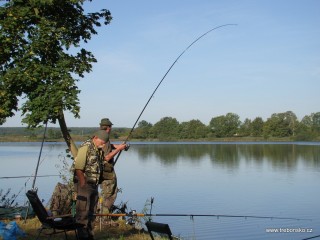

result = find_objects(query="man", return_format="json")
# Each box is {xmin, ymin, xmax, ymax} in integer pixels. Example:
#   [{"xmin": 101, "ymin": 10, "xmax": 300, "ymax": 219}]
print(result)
[
  {"xmin": 99, "ymin": 118, "xmax": 128, "ymax": 218},
  {"xmin": 74, "ymin": 130, "xmax": 109, "ymax": 240}
]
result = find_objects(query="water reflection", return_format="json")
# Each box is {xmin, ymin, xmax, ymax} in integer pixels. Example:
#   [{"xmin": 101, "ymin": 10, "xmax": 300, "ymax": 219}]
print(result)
[
  {"xmin": 133, "ymin": 143, "xmax": 320, "ymax": 171},
  {"xmin": 1, "ymin": 142, "xmax": 319, "ymax": 239}
]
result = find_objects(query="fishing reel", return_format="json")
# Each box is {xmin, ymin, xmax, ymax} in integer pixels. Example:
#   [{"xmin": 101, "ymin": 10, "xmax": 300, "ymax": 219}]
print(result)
[
  {"xmin": 109, "ymin": 201, "xmax": 127, "ymax": 221},
  {"xmin": 126, "ymin": 210, "xmax": 138, "ymax": 226},
  {"xmin": 125, "ymin": 197, "xmax": 155, "ymax": 228},
  {"xmin": 124, "ymin": 143, "xmax": 130, "ymax": 151}
]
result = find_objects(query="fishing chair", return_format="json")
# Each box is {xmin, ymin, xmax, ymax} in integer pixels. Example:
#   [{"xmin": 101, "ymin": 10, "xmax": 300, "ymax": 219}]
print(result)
[
  {"xmin": 146, "ymin": 221, "xmax": 174, "ymax": 240},
  {"xmin": 26, "ymin": 189, "xmax": 84, "ymax": 240}
]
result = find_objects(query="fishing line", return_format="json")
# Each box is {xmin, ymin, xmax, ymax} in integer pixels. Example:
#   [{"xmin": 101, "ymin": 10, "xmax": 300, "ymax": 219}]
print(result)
[
  {"xmin": 23, "ymin": 122, "xmax": 48, "ymax": 221},
  {"xmin": 31, "ymin": 121, "xmax": 48, "ymax": 190},
  {"xmin": 114, "ymin": 23, "xmax": 237, "ymax": 165},
  {"xmin": 0, "ymin": 175, "xmax": 62, "ymax": 179},
  {"xmin": 1, "ymin": 124, "xmax": 57, "ymax": 210}
]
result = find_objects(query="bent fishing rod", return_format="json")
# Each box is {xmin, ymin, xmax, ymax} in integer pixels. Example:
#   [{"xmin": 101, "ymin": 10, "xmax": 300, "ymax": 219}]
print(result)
[{"xmin": 114, "ymin": 23, "xmax": 237, "ymax": 165}]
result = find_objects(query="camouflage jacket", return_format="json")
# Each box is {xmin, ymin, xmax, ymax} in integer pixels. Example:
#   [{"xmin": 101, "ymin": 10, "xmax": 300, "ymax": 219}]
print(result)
[
  {"xmin": 74, "ymin": 139, "xmax": 104, "ymax": 185},
  {"xmin": 102, "ymin": 141, "xmax": 116, "ymax": 180}
]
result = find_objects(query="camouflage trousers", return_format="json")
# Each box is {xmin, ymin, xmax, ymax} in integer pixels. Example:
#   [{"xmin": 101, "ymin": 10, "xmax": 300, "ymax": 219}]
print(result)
[
  {"xmin": 100, "ymin": 178, "xmax": 118, "ymax": 213},
  {"xmin": 74, "ymin": 182, "xmax": 99, "ymax": 239}
]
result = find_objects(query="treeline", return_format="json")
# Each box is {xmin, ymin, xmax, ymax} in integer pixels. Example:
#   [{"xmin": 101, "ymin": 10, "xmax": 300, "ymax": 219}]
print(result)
[
  {"xmin": 1, "ymin": 111, "xmax": 320, "ymax": 141},
  {"xmin": 0, "ymin": 127, "xmax": 129, "ymax": 140},
  {"xmin": 132, "ymin": 111, "xmax": 320, "ymax": 141}
]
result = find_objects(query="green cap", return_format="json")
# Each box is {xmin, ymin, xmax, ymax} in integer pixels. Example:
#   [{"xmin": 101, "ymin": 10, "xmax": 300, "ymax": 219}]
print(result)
[
  {"xmin": 94, "ymin": 130, "xmax": 109, "ymax": 142},
  {"xmin": 100, "ymin": 118, "xmax": 113, "ymax": 126}
]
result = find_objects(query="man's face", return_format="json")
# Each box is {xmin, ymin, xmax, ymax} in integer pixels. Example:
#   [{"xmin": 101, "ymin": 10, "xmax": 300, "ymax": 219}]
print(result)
[
  {"xmin": 105, "ymin": 125, "xmax": 112, "ymax": 134},
  {"xmin": 95, "ymin": 138, "xmax": 106, "ymax": 149}
]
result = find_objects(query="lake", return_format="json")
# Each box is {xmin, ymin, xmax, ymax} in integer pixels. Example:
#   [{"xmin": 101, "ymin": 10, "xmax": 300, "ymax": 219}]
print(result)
[{"xmin": 0, "ymin": 141, "xmax": 319, "ymax": 240}]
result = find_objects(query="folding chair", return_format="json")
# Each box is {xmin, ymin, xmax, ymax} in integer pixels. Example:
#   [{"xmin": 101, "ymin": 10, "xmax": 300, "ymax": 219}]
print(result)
[
  {"xmin": 26, "ymin": 189, "xmax": 83, "ymax": 240},
  {"xmin": 145, "ymin": 221, "xmax": 174, "ymax": 240}
]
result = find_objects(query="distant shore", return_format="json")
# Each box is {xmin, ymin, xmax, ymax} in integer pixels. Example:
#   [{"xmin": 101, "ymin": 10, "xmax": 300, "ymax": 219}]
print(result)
[{"xmin": 0, "ymin": 135, "xmax": 307, "ymax": 143}]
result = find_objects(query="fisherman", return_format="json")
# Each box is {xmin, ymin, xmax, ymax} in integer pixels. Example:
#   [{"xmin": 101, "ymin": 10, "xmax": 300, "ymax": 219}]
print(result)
[
  {"xmin": 73, "ymin": 130, "xmax": 109, "ymax": 240},
  {"xmin": 99, "ymin": 118, "xmax": 129, "ymax": 224}
]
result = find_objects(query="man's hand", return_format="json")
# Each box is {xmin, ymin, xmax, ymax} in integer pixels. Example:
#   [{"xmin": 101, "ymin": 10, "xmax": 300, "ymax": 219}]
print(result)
[
  {"xmin": 117, "ymin": 143, "xmax": 127, "ymax": 151},
  {"xmin": 75, "ymin": 169, "xmax": 86, "ymax": 188},
  {"xmin": 124, "ymin": 143, "xmax": 130, "ymax": 151}
]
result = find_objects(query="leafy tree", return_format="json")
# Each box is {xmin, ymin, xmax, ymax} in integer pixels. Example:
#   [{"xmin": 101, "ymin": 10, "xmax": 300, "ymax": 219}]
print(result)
[
  {"xmin": 209, "ymin": 113, "xmax": 240, "ymax": 137},
  {"xmin": 151, "ymin": 117, "xmax": 180, "ymax": 140},
  {"xmin": 263, "ymin": 111, "xmax": 297, "ymax": 138},
  {"xmin": 0, "ymin": 0, "xmax": 112, "ymax": 157},
  {"xmin": 295, "ymin": 115, "xmax": 313, "ymax": 141},
  {"xmin": 238, "ymin": 118, "xmax": 251, "ymax": 137},
  {"xmin": 284, "ymin": 111, "xmax": 298, "ymax": 136},
  {"xmin": 251, "ymin": 117, "xmax": 264, "ymax": 137},
  {"xmin": 133, "ymin": 120, "xmax": 153, "ymax": 139},
  {"xmin": 296, "ymin": 112, "xmax": 320, "ymax": 140},
  {"xmin": 310, "ymin": 112, "xmax": 320, "ymax": 134},
  {"xmin": 179, "ymin": 119, "xmax": 208, "ymax": 139},
  {"xmin": 301, "ymin": 115, "xmax": 313, "ymax": 127},
  {"xmin": 209, "ymin": 115, "xmax": 225, "ymax": 137}
]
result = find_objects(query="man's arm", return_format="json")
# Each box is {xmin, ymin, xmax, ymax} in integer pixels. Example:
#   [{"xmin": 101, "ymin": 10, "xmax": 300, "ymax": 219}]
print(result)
[
  {"xmin": 74, "ymin": 145, "xmax": 89, "ymax": 187},
  {"xmin": 104, "ymin": 143, "xmax": 127, "ymax": 161}
]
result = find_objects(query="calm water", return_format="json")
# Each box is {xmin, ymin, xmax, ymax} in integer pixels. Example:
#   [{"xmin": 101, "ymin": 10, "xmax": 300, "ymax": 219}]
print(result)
[{"xmin": 0, "ymin": 142, "xmax": 319, "ymax": 240}]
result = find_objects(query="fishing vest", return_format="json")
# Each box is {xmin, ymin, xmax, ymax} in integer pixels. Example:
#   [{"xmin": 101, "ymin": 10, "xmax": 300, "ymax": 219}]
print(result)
[
  {"xmin": 102, "ymin": 141, "xmax": 116, "ymax": 181},
  {"xmin": 75, "ymin": 139, "xmax": 104, "ymax": 185}
]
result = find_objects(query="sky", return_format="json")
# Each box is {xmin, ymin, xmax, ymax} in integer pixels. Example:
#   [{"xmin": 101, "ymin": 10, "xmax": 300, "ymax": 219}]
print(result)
[{"xmin": 2, "ymin": 0, "xmax": 320, "ymax": 128}]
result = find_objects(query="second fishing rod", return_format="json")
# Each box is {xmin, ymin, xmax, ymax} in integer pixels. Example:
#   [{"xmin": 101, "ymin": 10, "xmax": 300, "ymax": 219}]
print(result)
[
  {"xmin": 113, "ymin": 23, "xmax": 237, "ymax": 165},
  {"xmin": 94, "ymin": 211, "xmax": 311, "ymax": 221}
]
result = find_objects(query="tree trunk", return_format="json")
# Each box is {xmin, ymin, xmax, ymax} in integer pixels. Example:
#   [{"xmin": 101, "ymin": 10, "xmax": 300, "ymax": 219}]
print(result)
[{"xmin": 58, "ymin": 112, "xmax": 78, "ymax": 158}]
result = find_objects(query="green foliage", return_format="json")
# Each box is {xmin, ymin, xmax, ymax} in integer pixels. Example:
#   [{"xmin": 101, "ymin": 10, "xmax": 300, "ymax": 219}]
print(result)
[
  {"xmin": 151, "ymin": 117, "xmax": 180, "ymax": 140},
  {"xmin": 251, "ymin": 117, "xmax": 264, "ymax": 137},
  {"xmin": 0, "ymin": 0, "xmax": 112, "ymax": 127},
  {"xmin": 295, "ymin": 112, "xmax": 320, "ymax": 140},
  {"xmin": 132, "ymin": 120, "xmax": 153, "ymax": 139},
  {"xmin": 263, "ymin": 111, "xmax": 297, "ymax": 138},
  {"xmin": 238, "ymin": 118, "xmax": 251, "ymax": 137},
  {"xmin": 180, "ymin": 119, "xmax": 208, "ymax": 139},
  {"xmin": 209, "ymin": 113, "xmax": 241, "ymax": 137},
  {"xmin": 0, "ymin": 126, "xmax": 130, "ymax": 140},
  {"xmin": 1, "ymin": 111, "xmax": 320, "ymax": 141}
]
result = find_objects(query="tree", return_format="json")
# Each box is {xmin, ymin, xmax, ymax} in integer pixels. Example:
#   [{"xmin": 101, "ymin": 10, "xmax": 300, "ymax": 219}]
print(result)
[
  {"xmin": 284, "ymin": 111, "xmax": 298, "ymax": 136},
  {"xmin": 310, "ymin": 112, "xmax": 320, "ymax": 134},
  {"xmin": 209, "ymin": 115, "xmax": 225, "ymax": 137},
  {"xmin": 296, "ymin": 115, "xmax": 312, "ymax": 140},
  {"xmin": 251, "ymin": 117, "xmax": 264, "ymax": 137},
  {"xmin": 133, "ymin": 120, "xmax": 153, "ymax": 139},
  {"xmin": 151, "ymin": 117, "xmax": 180, "ymax": 140},
  {"xmin": 238, "ymin": 118, "xmax": 251, "ymax": 137},
  {"xmin": 179, "ymin": 119, "xmax": 208, "ymax": 139},
  {"xmin": 209, "ymin": 113, "xmax": 240, "ymax": 137},
  {"xmin": 296, "ymin": 112, "xmax": 320, "ymax": 140},
  {"xmin": 263, "ymin": 111, "xmax": 297, "ymax": 138},
  {"xmin": 0, "ymin": 0, "xmax": 112, "ymax": 157}
]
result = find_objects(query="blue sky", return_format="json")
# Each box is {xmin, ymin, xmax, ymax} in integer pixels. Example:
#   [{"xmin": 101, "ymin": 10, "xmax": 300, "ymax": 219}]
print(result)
[{"xmin": 3, "ymin": 0, "xmax": 320, "ymax": 128}]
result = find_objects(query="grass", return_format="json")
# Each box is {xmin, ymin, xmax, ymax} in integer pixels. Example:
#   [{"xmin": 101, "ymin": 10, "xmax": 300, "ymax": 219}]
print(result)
[{"xmin": 3, "ymin": 217, "xmax": 154, "ymax": 240}]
